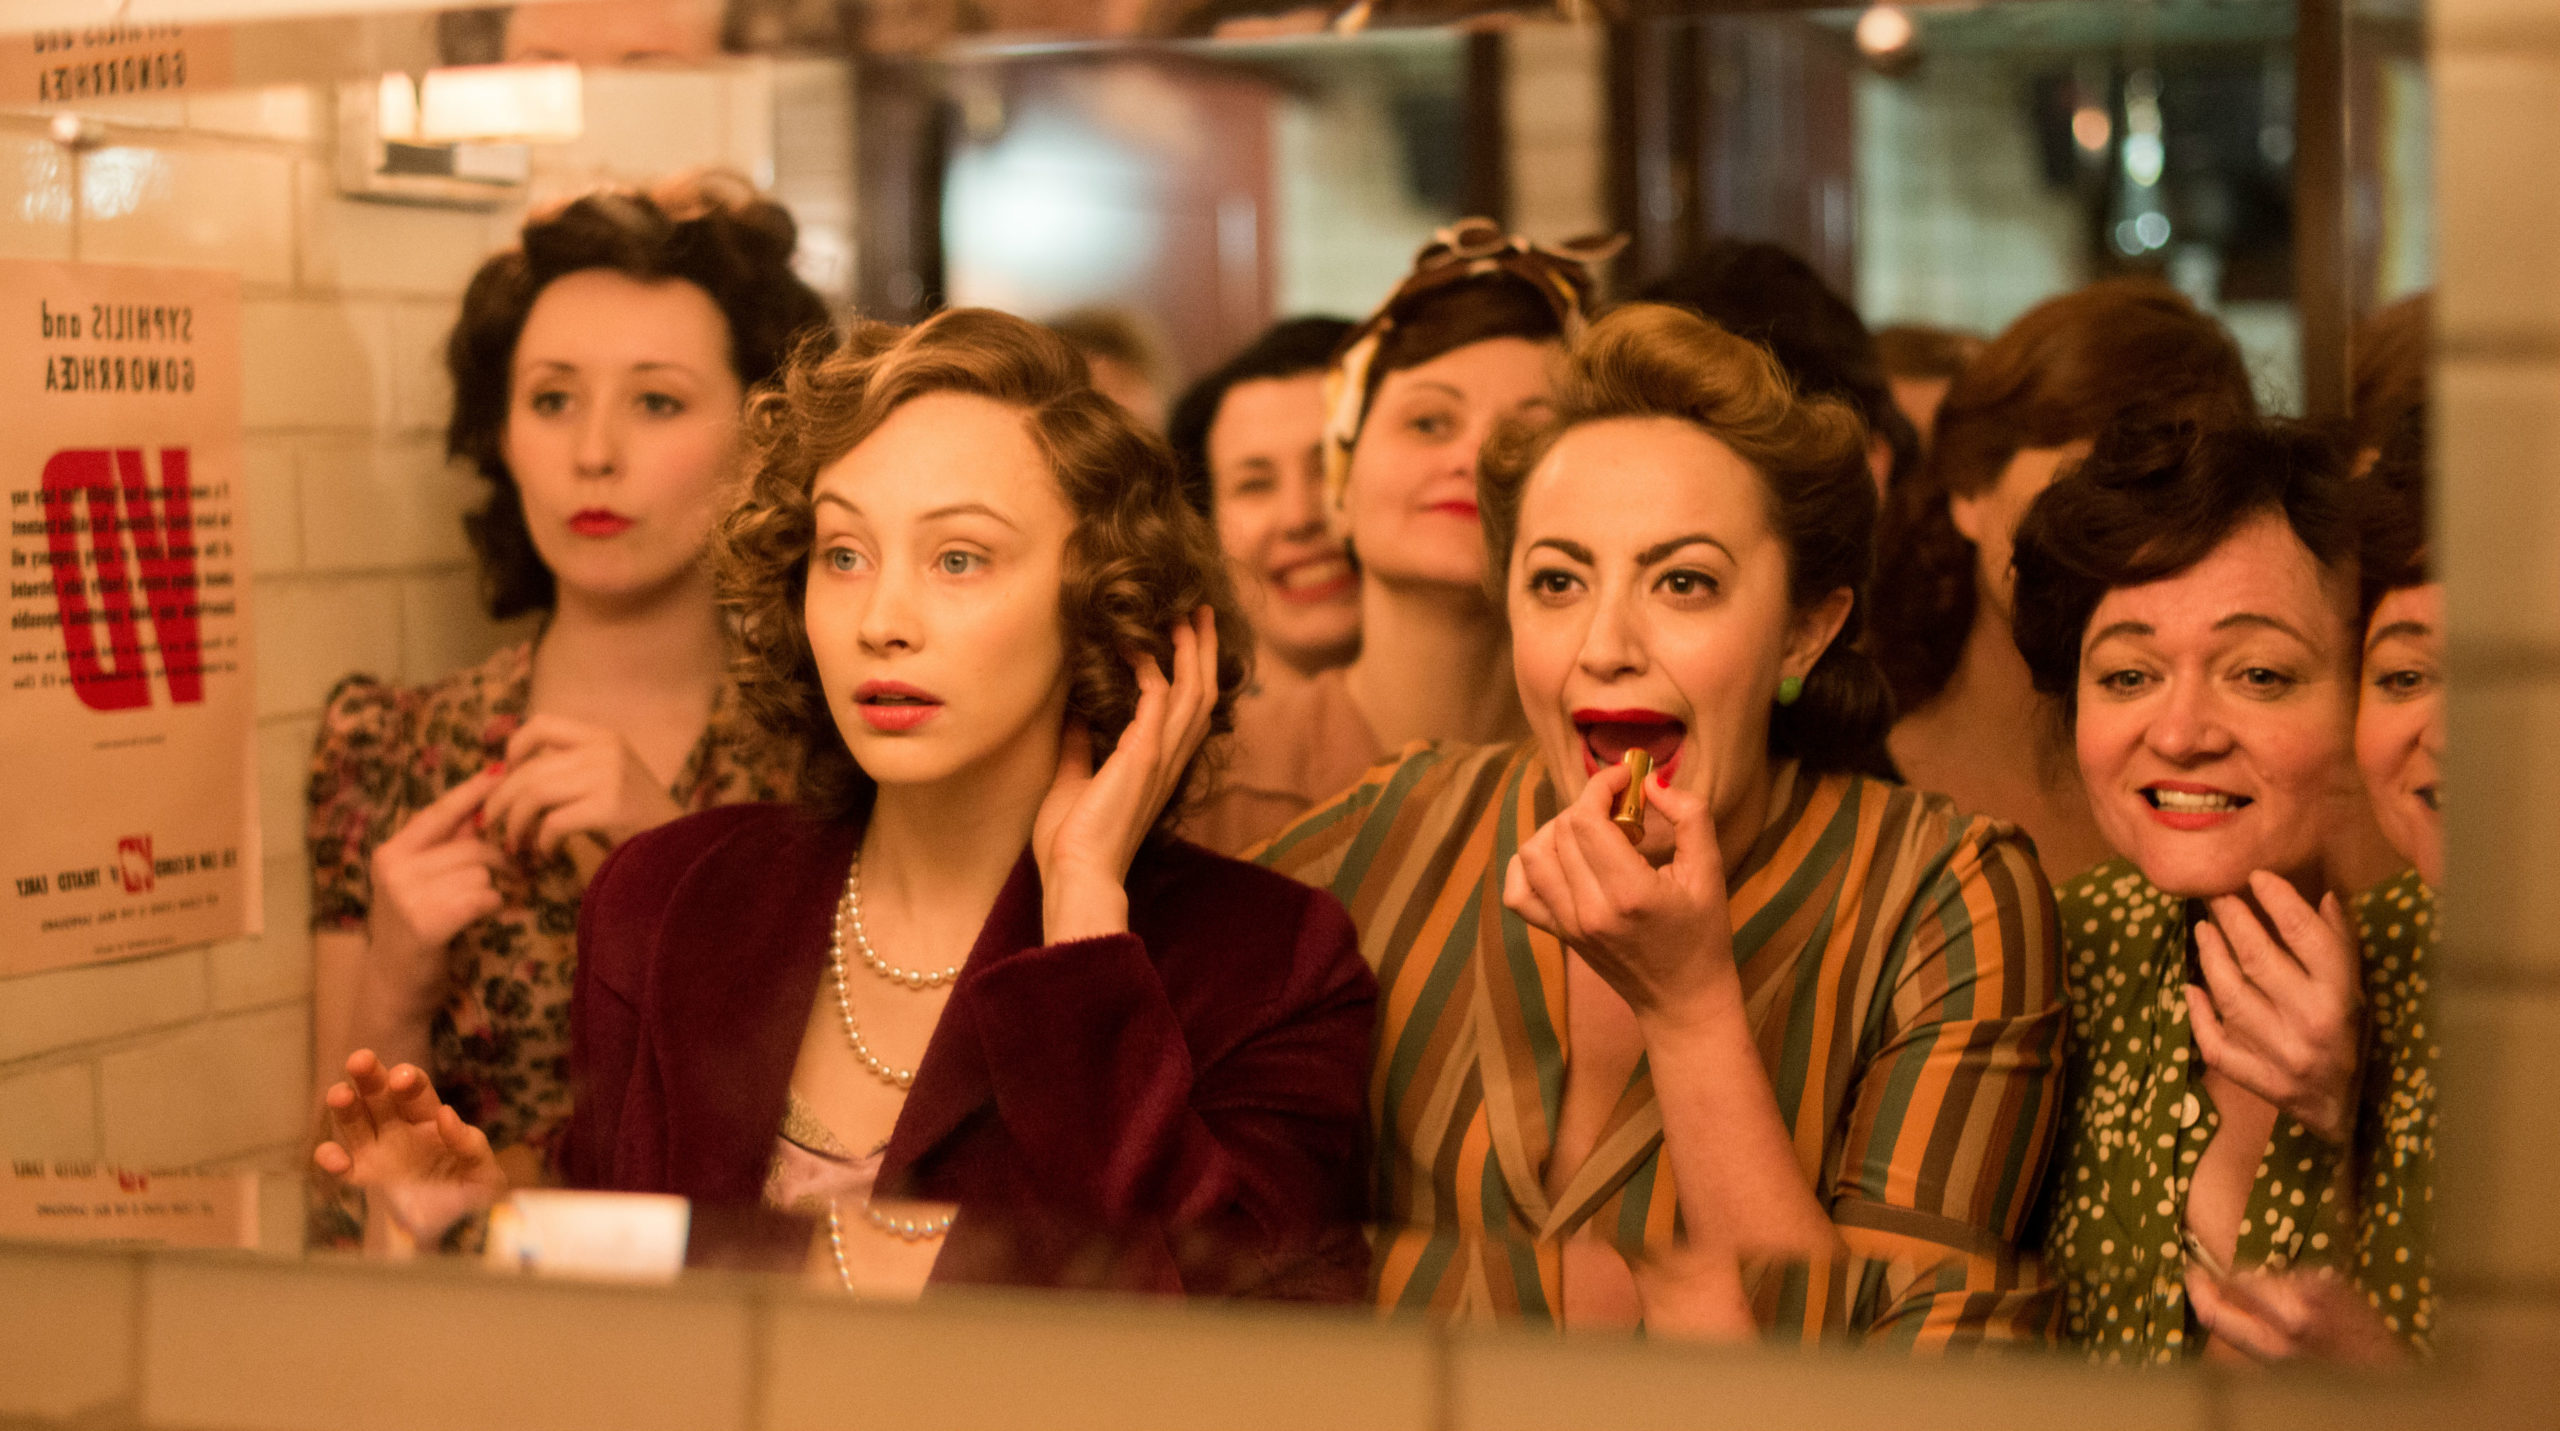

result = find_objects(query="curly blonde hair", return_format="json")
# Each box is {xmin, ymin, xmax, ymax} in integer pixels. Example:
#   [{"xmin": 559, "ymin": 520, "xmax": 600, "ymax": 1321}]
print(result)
[{"xmin": 715, "ymin": 307, "xmax": 1249, "ymax": 831}]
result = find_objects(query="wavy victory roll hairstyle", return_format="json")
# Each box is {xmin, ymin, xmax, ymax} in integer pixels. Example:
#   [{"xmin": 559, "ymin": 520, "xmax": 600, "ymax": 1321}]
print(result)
[
  {"xmin": 445, "ymin": 170, "xmax": 833, "ymax": 619},
  {"xmin": 715, "ymin": 307, "xmax": 1251, "ymax": 831},
  {"xmin": 2009, "ymin": 418, "xmax": 2357, "ymax": 725},
  {"xmin": 1477, "ymin": 302, "xmax": 1897, "ymax": 778}
]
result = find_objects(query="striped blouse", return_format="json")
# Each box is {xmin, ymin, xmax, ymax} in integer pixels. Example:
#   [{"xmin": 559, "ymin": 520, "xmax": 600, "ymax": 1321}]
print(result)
[{"xmin": 1254, "ymin": 741, "xmax": 2067, "ymax": 1349}]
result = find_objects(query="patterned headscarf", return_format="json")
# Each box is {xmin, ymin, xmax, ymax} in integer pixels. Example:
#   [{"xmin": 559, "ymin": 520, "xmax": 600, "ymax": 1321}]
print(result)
[{"xmin": 1322, "ymin": 218, "xmax": 1625, "ymax": 513}]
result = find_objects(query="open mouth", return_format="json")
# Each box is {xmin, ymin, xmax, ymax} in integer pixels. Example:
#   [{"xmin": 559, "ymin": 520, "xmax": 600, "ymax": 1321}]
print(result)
[
  {"xmin": 855, "ymin": 681, "xmax": 943, "ymax": 733},
  {"xmin": 1573, "ymin": 709, "xmax": 1685, "ymax": 780},
  {"xmin": 2140, "ymin": 783, "xmax": 2252, "ymax": 825},
  {"xmin": 1269, "ymin": 555, "xmax": 1355, "ymax": 603}
]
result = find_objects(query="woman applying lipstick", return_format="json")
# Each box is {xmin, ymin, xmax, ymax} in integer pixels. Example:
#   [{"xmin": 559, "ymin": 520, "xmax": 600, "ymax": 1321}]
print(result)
[
  {"xmin": 2011, "ymin": 418, "xmax": 2430, "ymax": 1363},
  {"xmin": 304, "ymin": 174, "xmax": 825, "ymax": 1214},
  {"xmin": 315, "ymin": 309, "xmax": 1376, "ymax": 1299},
  {"xmin": 1216, "ymin": 223, "xmax": 1619, "ymax": 853},
  {"xmin": 1258, "ymin": 304, "xmax": 2065, "ymax": 1345}
]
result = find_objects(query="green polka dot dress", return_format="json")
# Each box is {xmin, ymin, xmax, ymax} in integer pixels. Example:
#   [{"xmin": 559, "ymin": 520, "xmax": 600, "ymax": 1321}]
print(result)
[{"xmin": 2033, "ymin": 860, "xmax": 2436, "ymax": 1362}]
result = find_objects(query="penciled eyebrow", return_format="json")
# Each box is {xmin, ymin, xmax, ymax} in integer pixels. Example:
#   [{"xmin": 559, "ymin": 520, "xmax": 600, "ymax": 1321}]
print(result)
[
  {"xmin": 1636, "ymin": 533, "xmax": 1734, "ymax": 567},
  {"xmin": 1525, "ymin": 537, "xmax": 1594, "ymax": 564},
  {"xmin": 2211, "ymin": 611, "xmax": 2313, "ymax": 644},
  {"xmin": 811, "ymin": 493, "xmax": 1020, "ymax": 531}
]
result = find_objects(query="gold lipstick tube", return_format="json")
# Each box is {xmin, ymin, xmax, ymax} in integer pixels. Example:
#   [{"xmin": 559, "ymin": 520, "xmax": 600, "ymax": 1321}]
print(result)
[{"xmin": 1612, "ymin": 748, "xmax": 1652, "ymax": 841}]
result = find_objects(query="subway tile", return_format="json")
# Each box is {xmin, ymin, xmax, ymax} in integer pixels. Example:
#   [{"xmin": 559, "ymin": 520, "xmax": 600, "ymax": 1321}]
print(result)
[
  {"xmin": 389, "ymin": 298, "xmax": 459, "ymax": 435},
  {"xmin": 241, "ymin": 437, "xmax": 302, "ymax": 577},
  {"xmin": 207, "ymin": 856, "xmax": 312, "ymax": 1013},
  {"xmin": 535, "ymin": 67, "xmax": 774, "ymax": 191},
  {"xmin": 2435, "ymin": 0, "xmax": 2560, "ymax": 53},
  {"xmin": 143, "ymin": 1258, "xmax": 752, "ymax": 1431},
  {"xmin": 78, "ymin": 141, "xmax": 294, "ymax": 287},
  {"xmin": 1447, "ymin": 1329, "xmax": 2204, "ymax": 1431},
  {"xmin": 400, "ymin": 569, "xmax": 533, "ymax": 688},
  {"xmin": 2442, "ymin": 678, "xmax": 2560, "ymax": 976},
  {"xmin": 256, "ymin": 715, "xmax": 319, "ymax": 901},
  {"xmin": 0, "ymin": 950, "xmax": 209, "ymax": 1065},
  {"xmin": 2435, "ymin": 986, "xmax": 2560, "ymax": 1291},
  {"xmin": 2436, "ymin": 53, "xmax": 2560, "ymax": 348},
  {"xmin": 297, "ymin": 158, "xmax": 514, "ymax": 297},
  {"xmin": 241, "ymin": 297, "xmax": 396, "ymax": 432},
  {"xmin": 97, "ymin": 1003, "xmax": 307, "ymax": 1167},
  {"xmin": 0, "ymin": 1061, "xmax": 100, "ymax": 1161},
  {"xmin": 2220, "ymin": 1297, "xmax": 2560, "ymax": 1431},
  {"xmin": 252, "ymin": 574, "xmax": 404, "ymax": 719},
  {"xmin": 0, "ymin": 135, "xmax": 76, "ymax": 260},
  {"xmin": 184, "ymin": 84, "xmax": 320, "ymax": 143},
  {"xmin": 0, "ymin": 1245, "xmax": 137, "ymax": 1421},
  {"xmin": 764, "ymin": 1291, "xmax": 1434, "ymax": 1431},
  {"xmin": 2440, "ymin": 358, "xmax": 2560, "ymax": 653},
  {"xmin": 298, "ymin": 440, "xmax": 477, "ymax": 571}
]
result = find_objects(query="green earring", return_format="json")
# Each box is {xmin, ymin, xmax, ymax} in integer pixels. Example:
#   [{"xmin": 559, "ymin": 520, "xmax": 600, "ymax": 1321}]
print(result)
[{"xmin": 1776, "ymin": 674, "xmax": 1804, "ymax": 707}]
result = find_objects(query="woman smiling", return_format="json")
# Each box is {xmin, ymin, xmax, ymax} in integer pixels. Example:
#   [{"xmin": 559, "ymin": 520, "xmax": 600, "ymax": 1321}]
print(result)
[
  {"xmin": 2014, "ymin": 418, "xmax": 2428, "ymax": 1363},
  {"xmin": 314, "ymin": 310, "xmax": 1377, "ymax": 1299},
  {"xmin": 1258, "ymin": 305, "xmax": 2064, "ymax": 1344}
]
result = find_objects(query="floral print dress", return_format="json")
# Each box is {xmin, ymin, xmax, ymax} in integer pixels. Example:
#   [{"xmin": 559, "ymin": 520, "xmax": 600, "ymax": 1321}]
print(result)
[{"xmin": 305, "ymin": 640, "xmax": 796, "ymax": 1182}]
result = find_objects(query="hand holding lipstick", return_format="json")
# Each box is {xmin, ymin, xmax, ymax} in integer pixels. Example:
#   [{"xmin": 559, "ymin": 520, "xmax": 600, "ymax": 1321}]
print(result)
[
  {"xmin": 1502, "ymin": 757, "xmax": 1739, "ymax": 1027},
  {"xmin": 482, "ymin": 714, "xmax": 687, "ymax": 859}
]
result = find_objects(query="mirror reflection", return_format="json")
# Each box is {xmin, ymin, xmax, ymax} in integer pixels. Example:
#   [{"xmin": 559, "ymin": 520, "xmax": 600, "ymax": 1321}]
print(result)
[{"xmin": 0, "ymin": 0, "xmax": 2439, "ymax": 1380}]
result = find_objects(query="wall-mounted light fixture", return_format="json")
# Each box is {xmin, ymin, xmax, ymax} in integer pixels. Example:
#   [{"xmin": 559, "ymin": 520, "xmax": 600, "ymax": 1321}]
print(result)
[{"xmin": 337, "ymin": 62, "xmax": 583, "ymax": 208}]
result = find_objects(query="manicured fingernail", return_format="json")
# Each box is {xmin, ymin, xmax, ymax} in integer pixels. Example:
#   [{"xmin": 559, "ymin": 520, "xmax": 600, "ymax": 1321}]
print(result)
[
  {"xmin": 487, "ymin": 760, "xmax": 507, "ymax": 777},
  {"xmin": 1654, "ymin": 769, "xmax": 1672, "ymax": 788}
]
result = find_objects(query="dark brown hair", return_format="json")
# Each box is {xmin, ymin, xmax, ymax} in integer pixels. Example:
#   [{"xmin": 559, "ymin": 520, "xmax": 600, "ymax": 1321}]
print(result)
[
  {"xmin": 1361, "ymin": 275, "xmax": 1564, "ymax": 413},
  {"xmin": 2350, "ymin": 293, "xmax": 2431, "ymax": 459},
  {"xmin": 1479, "ymin": 303, "xmax": 1894, "ymax": 778},
  {"xmin": 2355, "ymin": 406, "xmax": 2431, "ymax": 628},
  {"xmin": 1869, "ymin": 279, "xmax": 2257, "ymax": 714},
  {"xmin": 446, "ymin": 172, "xmax": 833, "ymax": 619},
  {"xmin": 2010, "ymin": 418, "xmax": 2356, "ymax": 723},
  {"xmin": 716, "ymin": 307, "xmax": 1250, "ymax": 830},
  {"xmin": 1874, "ymin": 323, "xmax": 1985, "ymax": 382}
]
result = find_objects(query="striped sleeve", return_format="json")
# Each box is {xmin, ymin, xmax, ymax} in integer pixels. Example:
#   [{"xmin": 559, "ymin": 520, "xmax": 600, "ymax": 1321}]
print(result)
[{"xmin": 1817, "ymin": 820, "xmax": 2066, "ymax": 1351}]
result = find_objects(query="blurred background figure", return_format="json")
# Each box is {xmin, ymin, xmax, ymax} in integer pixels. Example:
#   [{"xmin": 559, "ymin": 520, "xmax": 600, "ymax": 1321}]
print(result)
[
  {"xmin": 305, "ymin": 174, "xmax": 826, "ymax": 1231},
  {"xmin": 1167, "ymin": 316, "xmax": 1365, "ymax": 853},
  {"xmin": 1874, "ymin": 322, "xmax": 1984, "ymax": 451},
  {"xmin": 1050, "ymin": 306, "xmax": 1175, "ymax": 433},
  {"xmin": 1216, "ymin": 221, "xmax": 1611, "ymax": 857},
  {"xmin": 1636, "ymin": 240, "xmax": 1917, "ymax": 497},
  {"xmin": 1873, "ymin": 279, "xmax": 2258, "ymax": 881}
]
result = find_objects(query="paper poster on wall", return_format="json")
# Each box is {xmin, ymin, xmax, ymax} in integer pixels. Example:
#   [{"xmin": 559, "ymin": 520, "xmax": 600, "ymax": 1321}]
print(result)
[{"xmin": 1, "ymin": 259, "xmax": 256, "ymax": 977}]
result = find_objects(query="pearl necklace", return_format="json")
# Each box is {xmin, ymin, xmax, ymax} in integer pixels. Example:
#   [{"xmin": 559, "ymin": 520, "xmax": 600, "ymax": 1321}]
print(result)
[
  {"xmin": 826, "ymin": 851, "xmax": 956, "ymax": 1090},
  {"xmin": 827, "ymin": 1200, "xmax": 956, "ymax": 1289},
  {"xmin": 844, "ymin": 850, "xmax": 963, "ymax": 989}
]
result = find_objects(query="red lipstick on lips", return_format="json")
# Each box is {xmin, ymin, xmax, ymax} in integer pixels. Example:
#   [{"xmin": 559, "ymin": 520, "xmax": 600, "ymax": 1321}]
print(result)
[
  {"xmin": 1572, "ymin": 708, "xmax": 1685, "ymax": 783},
  {"xmin": 1427, "ymin": 499, "xmax": 1481, "ymax": 520},
  {"xmin": 569, "ymin": 508, "xmax": 634, "ymax": 538},
  {"xmin": 854, "ymin": 679, "xmax": 943, "ymax": 733},
  {"xmin": 2139, "ymin": 779, "xmax": 2253, "ymax": 831}
]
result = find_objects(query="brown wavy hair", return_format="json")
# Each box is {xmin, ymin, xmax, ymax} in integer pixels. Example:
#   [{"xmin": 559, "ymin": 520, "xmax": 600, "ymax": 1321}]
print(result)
[
  {"xmin": 1868, "ymin": 279, "xmax": 2257, "ymax": 715},
  {"xmin": 715, "ymin": 307, "xmax": 1250, "ymax": 831},
  {"xmin": 447, "ymin": 170, "xmax": 833, "ymax": 620},
  {"xmin": 1478, "ymin": 303, "xmax": 1895, "ymax": 778}
]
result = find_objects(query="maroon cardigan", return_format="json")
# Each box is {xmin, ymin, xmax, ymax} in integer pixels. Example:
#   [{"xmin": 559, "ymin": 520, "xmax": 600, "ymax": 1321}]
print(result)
[{"xmin": 561, "ymin": 803, "xmax": 1376, "ymax": 1299}]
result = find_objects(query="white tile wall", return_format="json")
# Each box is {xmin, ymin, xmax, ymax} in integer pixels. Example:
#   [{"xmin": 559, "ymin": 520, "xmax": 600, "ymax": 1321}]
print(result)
[{"xmin": 0, "ymin": 58, "xmax": 833, "ymax": 1189}]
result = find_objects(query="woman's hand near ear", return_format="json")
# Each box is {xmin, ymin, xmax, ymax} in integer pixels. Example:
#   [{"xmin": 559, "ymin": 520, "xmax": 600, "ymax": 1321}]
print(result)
[{"xmin": 1032, "ymin": 606, "xmax": 1219, "ymax": 944}]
